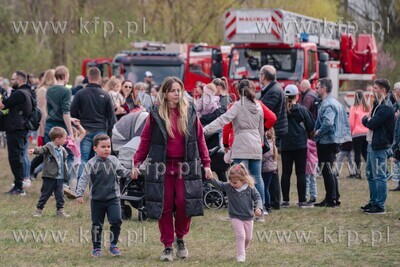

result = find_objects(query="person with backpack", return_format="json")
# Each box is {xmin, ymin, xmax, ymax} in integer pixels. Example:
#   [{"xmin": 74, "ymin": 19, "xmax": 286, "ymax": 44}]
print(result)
[{"xmin": 0, "ymin": 71, "xmax": 33, "ymax": 195}]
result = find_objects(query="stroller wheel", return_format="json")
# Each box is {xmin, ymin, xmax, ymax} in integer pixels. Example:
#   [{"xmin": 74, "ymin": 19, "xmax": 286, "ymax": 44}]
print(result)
[
  {"xmin": 138, "ymin": 208, "xmax": 148, "ymax": 222},
  {"xmin": 204, "ymin": 189, "xmax": 224, "ymax": 210},
  {"xmin": 122, "ymin": 205, "xmax": 132, "ymax": 220}
]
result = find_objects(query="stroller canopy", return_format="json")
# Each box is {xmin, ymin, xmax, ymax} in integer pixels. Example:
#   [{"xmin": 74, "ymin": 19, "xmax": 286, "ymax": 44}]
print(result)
[{"xmin": 112, "ymin": 111, "xmax": 148, "ymax": 153}]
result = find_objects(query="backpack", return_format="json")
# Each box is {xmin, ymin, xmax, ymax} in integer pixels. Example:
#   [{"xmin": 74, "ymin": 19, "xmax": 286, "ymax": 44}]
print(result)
[{"xmin": 21, "ymin": 90, "xmax": 42, "ymax": 131}]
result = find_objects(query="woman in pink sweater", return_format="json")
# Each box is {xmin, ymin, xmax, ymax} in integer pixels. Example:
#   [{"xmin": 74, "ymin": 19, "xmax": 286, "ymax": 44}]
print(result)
[
  {"xmin": 132, "ymin": 77, "xmax": 212, "ymax": 262},
  {"xmin": 348, "ymin": 90, "xmax": 370, "ymax": 178}
]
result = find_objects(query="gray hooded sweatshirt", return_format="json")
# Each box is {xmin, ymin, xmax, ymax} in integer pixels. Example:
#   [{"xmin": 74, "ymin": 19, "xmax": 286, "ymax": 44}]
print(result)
[
  {"xmin": 75, "ymin": 155, "xmax": 131, "ymax": 201},
  {"xmin": 204, "ymin": 97, "xmax": 264, "ymax": 160}
]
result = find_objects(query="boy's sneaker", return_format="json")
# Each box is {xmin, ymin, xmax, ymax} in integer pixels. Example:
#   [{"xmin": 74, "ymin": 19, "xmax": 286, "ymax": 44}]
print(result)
[
  {"xmin": 91, "ymin": 248, "xmax": 102, "ymax": 257},
  {"xmin": 56, "ymin": 209, "xmax": 70, "ymax": 218},
  {"xmin": 5, "ymin": 187, "xmax": 26, "ymax": 196},
  {"xmin": 33, "ymin": 208, "xmax": 43, "ymax": 217},
  {"xmin": 109, "ymin": 245, "xmax": 122, "ymax": 256},
  {"xmin": 174, "ymin": 238, "xmax": 188, "ymax": 259},
  {"xmin": 237, "ymin": 255, "xmax": 246, "ymax": 262},
  {"xmin": 23, "ymin": 178, "xmax": 32, "ymax": 188},
  {"xmin": 281, "ymin": 201, "xmax": 290, "ymax": 208},
  {"xmin": 364, "ymin": 205, "xmax": 386, "ymax": 214},
  {"xmin": 298, "ymin": 202, "xmax": 314, "ymax": 209},
  {"xmin": 160, "ymin": 247, "xmax": 173, "ymax": 261}
]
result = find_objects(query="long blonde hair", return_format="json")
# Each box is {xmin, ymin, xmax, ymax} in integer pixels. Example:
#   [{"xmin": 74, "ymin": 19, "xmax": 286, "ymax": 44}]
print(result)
[
  {"xmin": 158, "ymin": 77, "xmax": 189, "ymax": 138},
  {"xmin": 105, "ymin": 77, "xmax": 121, "ymax": 92},
  {"xmin": 354, "ymin": 89, "xmax": 370, "ymax": 112},
  {"xmin": 228, "ymin": 163, "xmax": 255, "ymax": 188},
  {"xmin": 38, "ymin": 69, "xmax": 55, "ymax": 88}
]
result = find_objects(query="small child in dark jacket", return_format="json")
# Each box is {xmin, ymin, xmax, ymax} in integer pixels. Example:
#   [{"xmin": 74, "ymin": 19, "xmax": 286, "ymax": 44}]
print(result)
[
  {"xmin": 206, "ymin": 163, "xmax": 262, "ymax": 263},
  {"xmin": 75, "ymin": 134, "xmax": 133, "ymax": 257},
  {"xmin": 28, "ymin": 126, "xmax": 70, "ymax": 218}
]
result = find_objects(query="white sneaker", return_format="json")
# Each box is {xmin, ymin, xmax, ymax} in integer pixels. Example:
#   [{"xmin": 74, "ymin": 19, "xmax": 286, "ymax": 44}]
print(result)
[
  {"xmin": 23, "ymin": 178, "xmax": 32, "ymax": 188},
  {"xmin": 237, "ymin": 255, "xmax": 245, "ymax": 262},
  {"xmin": 263, "ymin": 210, "xmax": 269, "ymax": 215}
]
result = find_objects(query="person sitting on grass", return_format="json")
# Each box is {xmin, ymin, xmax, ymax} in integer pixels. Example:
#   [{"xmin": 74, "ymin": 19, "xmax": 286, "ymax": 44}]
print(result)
[
  {"xmin": 205, "ymin": 163, "xmax": 262, "ymax": 263},
  {"xmin": 75, "ymin": 134, "xmax": 134, "ymax": 257},
  {"xmin": 28, "ymin": 126, "xmax": 70, "ymax": 218}
]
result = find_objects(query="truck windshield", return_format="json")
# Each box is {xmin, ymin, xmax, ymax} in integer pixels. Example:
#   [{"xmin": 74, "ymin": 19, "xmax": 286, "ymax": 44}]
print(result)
[
  {"xmin": 119, "ymin": 65, "xmax": 184, "ymax": 85},
  {"xmin": 229, "ymin": 48, "xmax": 304, "ymax": 81}
]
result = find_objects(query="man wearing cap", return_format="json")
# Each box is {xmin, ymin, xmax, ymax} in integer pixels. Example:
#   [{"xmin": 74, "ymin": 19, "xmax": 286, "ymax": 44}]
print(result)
[
  {"xmin": 314, "ymin": 78, "xmax": 351, "ymax": 208},
  {"xmin": 144, "ymin": 71, "xmax": 156, "ymax": 93}
]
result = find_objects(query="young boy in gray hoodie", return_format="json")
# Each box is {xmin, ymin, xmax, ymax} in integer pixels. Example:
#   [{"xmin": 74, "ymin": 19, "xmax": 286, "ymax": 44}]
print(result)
[{"xmin": 75, "ymin": 134, "xmax": 133, "ymax": 257}]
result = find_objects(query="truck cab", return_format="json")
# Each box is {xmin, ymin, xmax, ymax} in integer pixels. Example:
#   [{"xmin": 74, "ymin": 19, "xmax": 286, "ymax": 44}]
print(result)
[
  {"xmin": 112, "ymin": 51, "xmax": 185, "ymax": 86},
  {"xmin": 228, "ymin": 42, "xmax": 319, "ymax": 89}
]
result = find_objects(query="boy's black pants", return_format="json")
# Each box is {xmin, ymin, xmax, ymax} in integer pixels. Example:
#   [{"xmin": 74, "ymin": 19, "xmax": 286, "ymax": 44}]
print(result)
[
  {"xmin": 37, "ymin": 178, "xmax": 65, "ymax": 210},
  {"xmin": 91, "ymin": 198, "xmax": 122, "ymax": 249}
]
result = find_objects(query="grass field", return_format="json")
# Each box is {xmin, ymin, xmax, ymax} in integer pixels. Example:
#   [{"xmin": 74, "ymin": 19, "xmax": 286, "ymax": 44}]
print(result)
[{"xmin": 0, "ymin": 146, "xmax": 399, "ymax": 266}]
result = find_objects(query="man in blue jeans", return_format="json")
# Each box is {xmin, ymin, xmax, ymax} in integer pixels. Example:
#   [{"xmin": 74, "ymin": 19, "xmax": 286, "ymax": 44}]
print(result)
[
  {"xmin": 361, "ymin": 78, "xmax": 394, "ymax": 214},
  {"xmin": 314, "ymin": 78, "xmax": 351, "ymax": 208},
  {"xmin": 70, "ymin": 67, "xmax": 116, "ymax": 177}
]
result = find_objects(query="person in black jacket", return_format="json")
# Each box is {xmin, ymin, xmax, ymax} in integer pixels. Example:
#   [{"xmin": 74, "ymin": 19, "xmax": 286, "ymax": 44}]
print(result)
[
  {"xmin": 0, "ymin": 71, "xmax": 32, "ymax": 195},
  {"xmin": 280, "ymin": 85, "xmax": 315, "ymax": 208},
  {"xmin": 258, "ymin": 65, "xmax": 288, "ymax": 209},
  {"xmin": 361, "ymin": 79, "xmax": 394, "ymax": 214},
  {"xmin": 70, "ymin": 67, "xmax": 116, "ymax": 178}
]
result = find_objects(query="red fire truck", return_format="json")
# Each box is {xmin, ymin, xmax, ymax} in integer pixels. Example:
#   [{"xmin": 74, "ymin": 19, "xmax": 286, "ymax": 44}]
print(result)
[
  {"xmin": 222, "ymin": 9, "xmax": 377, "ymax": 100},
  {"xmin": 109, "ymin": 42, "xmax": 230, "ymax": 94},
  {"xmin": 81, "ymin": 57, "xmax": 113, "ymax": 78}
]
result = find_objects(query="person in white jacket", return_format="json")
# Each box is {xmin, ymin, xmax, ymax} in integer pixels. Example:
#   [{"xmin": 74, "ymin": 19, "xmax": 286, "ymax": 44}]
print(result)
[{"xmin": 204, "ymin": 79, "xmax": 265, "ymax": 220}]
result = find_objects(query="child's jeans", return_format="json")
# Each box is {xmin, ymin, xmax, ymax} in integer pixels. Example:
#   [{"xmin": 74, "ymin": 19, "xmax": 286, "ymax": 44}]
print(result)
[
  {"xmin": 231, "ymin": 218, "xmax": 253, "ymax": 258},
  {"xmin": 305, "ymin": 174, "xmax": 317, "ymax": 201},
  {"xmin": 262, "ymin": 172, "xmax": 274, "ymax": 207}
]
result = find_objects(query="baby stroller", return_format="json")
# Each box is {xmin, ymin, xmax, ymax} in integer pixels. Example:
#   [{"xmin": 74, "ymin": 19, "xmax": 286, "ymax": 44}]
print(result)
[
  {"xmin": 118, "ymin": 136, "xmax": 148, "ymax": 221},
  {"xmin": 202, "ymin": 133, "xmax": 230, "ymax": 210},
  {"xmin": 203, "ymin": 180, "xmax": 226, "ymax": 209},
  {"xmin": 120, "ymin": 177, "xmax": 147, "ymax": 221}
]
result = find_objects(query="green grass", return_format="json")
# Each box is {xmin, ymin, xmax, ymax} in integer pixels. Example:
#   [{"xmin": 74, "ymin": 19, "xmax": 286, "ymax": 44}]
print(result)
[{"xmin": 0, "ymin": 147, "xmax": 399, "ymax": 266}]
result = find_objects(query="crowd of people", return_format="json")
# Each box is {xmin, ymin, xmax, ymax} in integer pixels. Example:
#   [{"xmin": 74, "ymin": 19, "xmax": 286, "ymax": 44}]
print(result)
[{"xmin": 1, "ymin": 64, "xmax": 399, "ymax": 262}]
